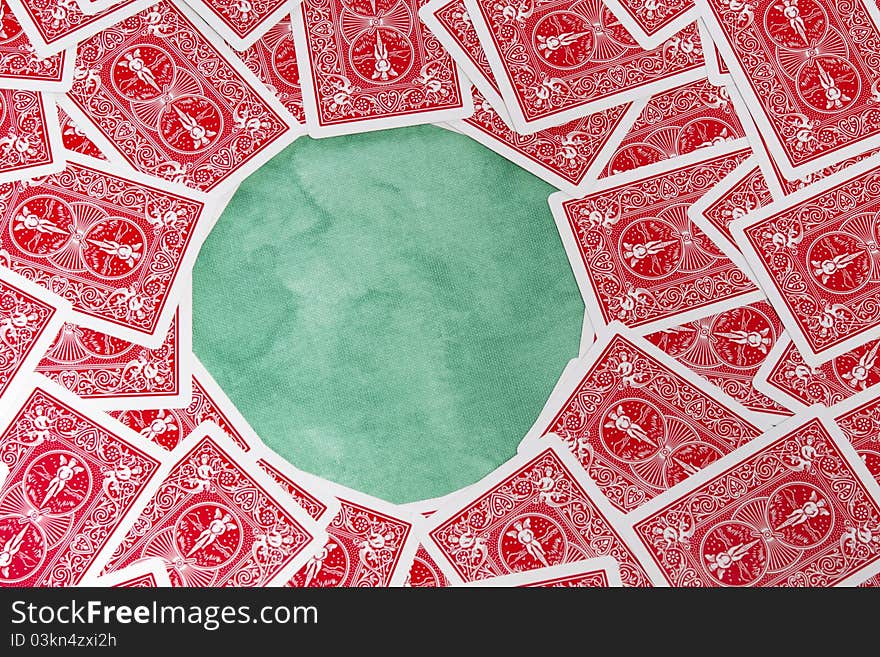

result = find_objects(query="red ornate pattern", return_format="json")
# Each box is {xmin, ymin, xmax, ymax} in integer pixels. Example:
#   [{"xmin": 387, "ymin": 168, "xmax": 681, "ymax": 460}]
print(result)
[
  {"xmin": 0, "ymin": 160, "xmax": 208, "ymax": 338},
  {"xmin": 606, "ymin": 0, "xmax": 694, "ymax": 38},
  {"xmin": 700, "ymin": 164, "xmax": 772, "ymax": 248},
  {"xmin": 427, "ymin": 445, "xmax": 652, "ymax": 586},
  {"xmin": 739, "ymin": 162, "xmax": 880, "ymax": 355},
  {"xmin": 520, "ymin": 569, "xmax": 609, "ymax": 586},
  {"xmin": 297, "ymin": 0, "xmax": 467, "ymax": 128},
  {"xmin": 0, "ymin": 0, "xmax": 67, "ymax": 84},
  {"xmin": 8, "ymin": 0, "xmax": 147, "ymax": 51},
  {"xmin": 468, "ymin": 0, "xmax": 704, "ymax": 124},
  {"xmin": 602, "ymin": 78, "xmax": 743, "ymax": 176},
  {"xmin": 256, "ymin": 458, "xmax": 332, "ymax": 523},
  {"xmin": 287, "ymin": 498, "xmax": 413, "ymax": 587},
  {"xmin": 191, "ymin": 0, "xmax": 288, "ymax": 43},
  {"xmin": 835, "ymin": 393, "xmax": 880, "ymax": 485},
  {"xmin": 432, "ymin": 0, "xmax": 500, "ymax": 94},
  {"xmin": 558, "ymin": 148, "xmax": 756, "ymax": 329},
  {"xmin": 36, "ymin": 311, "xmax": 182, "ymax": 402},
  {"xmin": 633, "ymin": 417, "xmax": 880, "ymax": 586},
  {"xmin": 111, "ymin": 572, "xmax": 160, "ymax": 586},
  {"xmin": 0, "ymin": 89, "xmax": 56, "ymax": 177},
  {"xmin": 103, "ymin": 431, "xmax": 319, "ymax": 587},
  {"xmin": 66, "ymin": 1, "xmax": 292, "ymax": 192},
  {"xmin": 646, "ymin": 299, "xmax": 791, "ymax": 417},
  {"xmin": 405, "ymin": 543, "xmax": 448, "ymax": 586},
  {"xmin": 0, "ymin": 275, "xmax": 57, "ymax": 398},
  {"xmin": 0, "ymin": 386, "xmax": 162, "ymax": 586},
  {"xmin": 57, "ymin": 108, "xmax": 106, "ymax": 160}
]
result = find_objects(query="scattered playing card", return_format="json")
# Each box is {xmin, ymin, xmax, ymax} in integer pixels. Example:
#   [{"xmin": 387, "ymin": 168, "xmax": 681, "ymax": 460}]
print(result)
[
  {"xmin": 35, "ymin": 286, "xmax": 192, "ymax": 411},
  {"xmin": 93, "ymin": 421, "xmax": 327, "ymax": 587},
  {"xmin": 0, "ymin": 153, "xmax": 218, "ymax": 347},
  {"xmin": 178, "ymin": 0, "xmax": 293, "ymax": 51},
  {"xmin": 600, "ymin": 0, "xmax": 697, "ymax": 50},
  {"xmin": 461, "ymin": 555, "xmax": 622, "ymax": 586},
  {"xmin": 63, "ymin": 0, "xmax": 301, "ymax": 194},
  {"xmin": 0, "ymin": 89, "xmax": 64, "ymax": 184},
  {"xmin": 421, "ymin": 436, "xmax": 657, "ymax": 586},
  {"xmin": 86, "ymin": 557, "xmax": 172, "ymax": 586},
  {"xmin": 0, "ymin": 0, "xmax": 74, "ymax": 91},
  {"xmin": 452, "ymin": 87, "xmax": 643, "ymax": 194},
  {"xmin": 0, "ymin": 266, "xmax": 70, "ymax": 401},
  {"xmin": 696, "ymin": 18, "xmax": 728, "ymax": 86},
  {"xmin": 645, "ymin": 299, "xmax": 793, "ymax": 421},
  {"xmin": 833, "ymin": 387, "xmax": 880, "ymax": 486},
  {"xmin": 731, "ymin": 157, "xmax": 880, "ymax": 366},
  {"xmin": 462, "ymin": 0, "xmax": 705, "ymax": 132},
  {"xmin": 521, "ymin": 322, "xmax": 767, "ymax": 514},
  {"xmin": 550, "ymin": 142, "xmax": 758, "ymax": 334},
  {"xmin": 754, "ymin": 334, "xmax": 880, "ymax": 412},
  {"xmin": 629, "ymin": 409, "xmax": 880, "ymax": 586},
  {"xmin": 292, "ymin": 0, "xmax": 473, "ymax": 137},
  {"xmin": 697, "ymin": 0, "xmax": 880, "ymax": 179},
  {"xmin": 600, "ymin": 77, "xmax": 744, "ymax": 177},
  {"xmin": 0, "ymin": 374, "xmax": 166, "ymax": 586}
]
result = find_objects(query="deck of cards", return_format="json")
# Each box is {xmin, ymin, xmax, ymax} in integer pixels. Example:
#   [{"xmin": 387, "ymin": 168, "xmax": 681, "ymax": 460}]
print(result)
[{"xmin": 1, "ymin": 0, "xmax": 880, "ymax": 588}]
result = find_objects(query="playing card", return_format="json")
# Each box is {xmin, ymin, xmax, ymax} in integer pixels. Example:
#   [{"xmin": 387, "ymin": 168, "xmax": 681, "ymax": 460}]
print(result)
[
  {"xmin": 86, "ymin": 557, "xmax": 172, "ymax": 586},
  {"xmin": 35, "ymin": 287, "xmax": 192, "ymax": 411},
  {"xmin": 0, "ymin": 0, "xmax": 74, "ymax": 91},
  {"xmin": 0, "ymin": 153, "xmax": 217, "ymax": 348},
  {"xmin": 0, "ymin": 374, "xmax": 166, "ymax": 586},
  {"xmin": 94, "ymin": 421, "xmax": 327, "ymax": 587},
  {"xmin": 292, "ymin": 0, "xmax": 473, "ymax": 137},
  {"xmin": 600, "ymin": 0, "xmax": 696, "ymax": 50},
  {"xmin": 696, "ymin": 0, "xmax": 880, "ymax": 179},
  {"xmin": 0, "ymin": 266, "xmax": 70, "ymax": 400},
  {"xmin": 754, "ymin": 334, "xmax": 880, "ymax": 412},
  {"xmin": 57, "ymin": 106, "xmax": 108, "ymax": 160},
  {"xmin": 419, "ymin": 0, "xmax": 511, "ymax": 127},
  {"xmin": 550, "ymin": 142, "xmax": 759, "ymax": 334},
  {"xmin": 521, "ymin": 322, "xmax": 767, "ymax": 514},
  {"xmin": 462, "ymin": 0, "xmax": 705, "ymax": 133},
  {"xmin": 645, "ymin": 299, "xmax": 793, "ymax": 421},
  {"xmin": 285, "ymin": 474, "xmax": 419, "ymax": 587},
  {"xmin": 696, "ymin": 19, "xmax": 728, "ymax": 86},
  {"xmin": 62, "ymin": 0, "xmax": 301, "ymax": 194},
  {"xmin": 5, "ymin": 0, "xmax": 152, "ymax": 59},
  {"xmin": 461, "ymin": 555, "xmax": 621, "ymax": 586},
  {"xmin": 628, "ymin": 409, "xmax": 880, "ymax": 586},
  {"xmin": 832, "ymin": 387, "xmax": 880, "ymax": 488},
  {"xmin": 600, "ymin": 77, "xmax": 745, "ymax": 178},
  {"xmin": 421, "ymin": 436, "xmax": 657, "ymax": 586},
  {"xmin": 237, "ymin": 13, "xmax": 305, "ymax": 125},
  {"xmin": 176, "ymin": 0, "xmax": 293, "ymax": 50},
  {"xmin": 451, "ymin": 87, "xmax": 644, "ymax": 195},
  {"xmin": 731, "ymin": 157, "xmax": 880, "ymax": 366},
  {"xmin": 0, "ymin": 89, "xmax": 63, "ymax": 184}
]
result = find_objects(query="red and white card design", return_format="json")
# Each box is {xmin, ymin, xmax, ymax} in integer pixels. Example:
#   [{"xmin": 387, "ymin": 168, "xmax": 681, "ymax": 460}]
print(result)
[
  {"xmin": 237, "ymin": 14, "xmax": 305, "ymax": 126},
  {"xmin": 419, "ymin": 0, "xmax": 510, "ymax": 126},
  {"xmin": 421, "ymin": 436, "xmax": 657, "ymax": 585},
  {"xmin": 36, "ymin": 289, "xmax": 192, "ymax": 411},
  {"xmin": 452, "ymin": 87, "xmax": 643, "ymax": 194},
  {"xmin": 0, "ymin": 0, "xmax": 73, "ymax": 91},
  {"xmin": 697, "ymin": 0, "xmax": 880, "ymax": 179},
  {"xmin": 5, "ymin": 0, "xmax": 152, "ymax": 59},
  {"xmin": 754, "ymin": 334, "xmax": 880, "ymax": 412},
  {"xmin": 62, "ymin": 0, "xmax": 300, "ymax": 194},
  {"xmin": 87, "ymin": 557, "xmax": 171, "ymax": 586},
  {"xmin": 550, "ymin": 142, "xmax": 758, "ymax": 334},
  {"xmin": 399, "ymin": 495, "xmax": 460, "ymax": 587},
  {"xmin": 462, "ymin": 555, "xmax": 621, "ymax": 586},
  {"xmin": 0, "ymin": 375, "xmax": 166, "ymax": 586},
  {"xmin": 292, "ymin": 0, "xmax": 473, "ymax": 137},
  {"xmin": 0, "ymin": 266, "xmax": 69, "ymax": 400},
  {"xmin": 696, "ymin": 18, "xmax": 728, "ymax": 86},
  {"xmin": 645, "ymin": 299, "xmax": 793, "ymax": 421},
  {"xmin": 95, "ymin": 422, "xmax": 327, "ymax": 587},
  {"xmin": 521, "ymin": 323, "xmax": 767, "ymax": 514},
  {"xmin": 0, "ymin": 154, "xmax": 216, "ymax": 348},
  {"xmin": 57, "ymin": 106, "xmax": 108, "ymax": 160},
  {"xmin": 0, "ymin": 89, "xmax": 63, "ymax": 184},
  {"xmin": 629, "ymin": 410, "xmax": 880, "ymax": 586},
  {"xmin": 599, "ymin": 77, "xmax": 744, "ymax": 178},
  {"xmin": 178, "ymin": 0, "xmax": 293, "ymax": 51},
  {"xmin": 731, "ymin": 157, "xmax": 880, "ymax": 367},
  {"xmin": 833, "ymin": 388, "xmax": 880, "ymax": 487},
  {"xmin": 600, "ymin": 0, "xmax": 696, "ymax": 50},
  {"xmin": 462, "ymin": 0, "xmax": 705, "ymax": 133},
  {"xmin": 284, "ymin": 474, "xmax": 418, "ymax": 587}
]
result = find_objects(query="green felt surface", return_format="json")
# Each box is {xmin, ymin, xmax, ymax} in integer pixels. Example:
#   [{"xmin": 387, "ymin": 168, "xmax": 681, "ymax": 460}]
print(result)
[{"xmin": 192, "ymin": 125, "xmax": 583, "ymax": 504}]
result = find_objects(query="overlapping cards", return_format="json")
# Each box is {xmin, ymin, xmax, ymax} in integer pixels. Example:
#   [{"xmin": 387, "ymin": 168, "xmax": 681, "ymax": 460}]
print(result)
[{"xmin": 1, "ymin": 0, "xmax": 880, "ymax": 587}]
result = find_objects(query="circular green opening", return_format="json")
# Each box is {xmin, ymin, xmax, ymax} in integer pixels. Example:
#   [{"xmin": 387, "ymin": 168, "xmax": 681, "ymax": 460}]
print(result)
[{"xmin": 193, "ymin": 125, "xmax": 583, "ymax": 503}]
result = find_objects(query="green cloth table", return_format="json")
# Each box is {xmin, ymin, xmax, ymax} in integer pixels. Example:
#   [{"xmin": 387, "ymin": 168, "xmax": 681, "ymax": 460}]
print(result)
[{"xmin": 192, "ymin": 125, "xmax": 583, "ymax": 503}]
